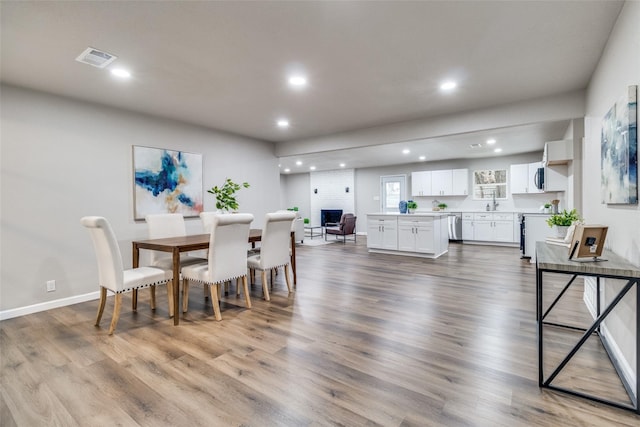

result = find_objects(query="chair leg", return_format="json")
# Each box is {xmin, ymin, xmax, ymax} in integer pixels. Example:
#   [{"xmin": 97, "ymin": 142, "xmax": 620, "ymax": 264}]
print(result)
[
  {"xmin": 166, "ymin": 281, "xmax": 174, "ymax": 318},
  {"xmin": 270, "ymin": 269, "xmax": 275, "ymax": 288},
  {"xmin": 132, "ymin": 289, "xmax": 138, "ymax": 311},
  {"xmin": 261, "ymin": 270, "xmax": 270, "ymax": 301},
  {"xmin": 108, "ymin": 293, "xmax": 123, "ymax": 335},
  {"xmin": 182, "ymin": 279, "xmax": 190, "ymax": 313},
  {"xmin": 150, "ymin": 285, "xmax": 156, "ymax": 310},
  {"xmin": 284, "ymin": 264, "xmax": 292, "ymax": 293},
  {"xmin": 95, "ymin": 287, "xmax": 107, "ymax": 326},
  {"xmin": 210, "ymin": 283, "xmax": 222, "ymax": 321},
  {"xmin": 236, "ymin": 278, "xmax": 241, "ymax": 296},
  {"xmin": 242, "ymin": 276, "xmax": 251, "ymax": 309}
]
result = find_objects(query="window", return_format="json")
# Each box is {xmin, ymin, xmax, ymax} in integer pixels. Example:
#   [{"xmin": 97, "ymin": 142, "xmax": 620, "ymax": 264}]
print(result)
[
  {"xmin": 380, "ymin": 175, "xmax": 406, "ymax": 213},
  {"xmin": 473, "ymin": 169, "xmax": 507, "ymax": 200}
]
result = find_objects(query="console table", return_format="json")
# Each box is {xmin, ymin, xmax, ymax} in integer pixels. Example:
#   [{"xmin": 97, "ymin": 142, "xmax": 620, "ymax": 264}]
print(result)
[{"xmin": 536, "ymin": 242, "xmax": 640, "ymax": 413}]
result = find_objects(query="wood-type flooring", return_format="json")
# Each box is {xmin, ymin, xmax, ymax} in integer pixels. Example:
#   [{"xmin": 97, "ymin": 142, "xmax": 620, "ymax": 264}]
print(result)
[{"xmin": 2, "ymin": 238, "xmax": 639, "ymax": 426}]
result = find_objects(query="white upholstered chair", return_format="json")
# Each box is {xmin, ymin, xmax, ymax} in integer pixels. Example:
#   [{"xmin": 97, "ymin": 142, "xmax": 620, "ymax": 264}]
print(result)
[
  {"xmin": 247, "ymin": 211, "xmax": 296, "ymax": 301},
  {"xmin": 181, "ymin": 213, "xmax": 254, "ymax": 321},
  {"xmin": 199, "ymin": 211, "xmax": 218, "ymax": 233},
  {"xmin": 81, "ymin": 216, "xmax": 173, "ymax": 335},
  {"xmin": 145, "ymin": 213, "xmax": 206, "ymax": 315}
]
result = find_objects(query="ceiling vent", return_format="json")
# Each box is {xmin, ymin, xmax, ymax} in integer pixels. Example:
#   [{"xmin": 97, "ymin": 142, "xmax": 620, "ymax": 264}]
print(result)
[
  {"xmin": 469, "ymin": 143, "xmax": 482, "ymax": 149},
  {"xmin": 75, "ymin": 47, "xmax": 117, "ymax": 68}
]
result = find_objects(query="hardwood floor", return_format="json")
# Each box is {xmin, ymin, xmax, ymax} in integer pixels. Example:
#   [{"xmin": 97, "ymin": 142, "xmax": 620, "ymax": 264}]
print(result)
[{"xmin": 2, "ymin": 238, "xmax": 639, "ymax": 426}]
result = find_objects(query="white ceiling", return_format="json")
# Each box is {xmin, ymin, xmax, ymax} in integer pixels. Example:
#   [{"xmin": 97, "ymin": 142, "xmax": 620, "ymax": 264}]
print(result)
[{"xmin": 1, "ymin": 1, "xmax": 623, "ymax": 172}]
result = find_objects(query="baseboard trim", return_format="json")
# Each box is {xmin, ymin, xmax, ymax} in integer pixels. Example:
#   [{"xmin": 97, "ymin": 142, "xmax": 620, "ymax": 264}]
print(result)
[{"xmin": 0, "ymin": 291, "xmax": 101, "ymax": 321}]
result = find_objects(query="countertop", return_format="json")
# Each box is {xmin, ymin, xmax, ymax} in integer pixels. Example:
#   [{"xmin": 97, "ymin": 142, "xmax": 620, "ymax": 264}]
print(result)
[{"xmin": 367, "ymin": 212, "xmax": 449, "ymax": 217}]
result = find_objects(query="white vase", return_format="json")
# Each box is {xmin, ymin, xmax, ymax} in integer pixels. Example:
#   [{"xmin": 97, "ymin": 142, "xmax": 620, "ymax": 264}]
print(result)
[{"xmin": 554, "ymin": 225, "xmax": 569, "ymax": 238}]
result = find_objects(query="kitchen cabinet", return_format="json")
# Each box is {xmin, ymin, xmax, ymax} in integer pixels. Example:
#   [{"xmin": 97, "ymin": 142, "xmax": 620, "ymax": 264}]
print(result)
[
  {"xmin": 544, "ymin": 164, "xmax": 568, "ymax": 192},
  {"xmin": 510, "ymin": 162, "xmax": 543, "ymax": 194},
  {"xmin": 431, "ymin": 170, "xmax": 452, "ymax": 196},
  {"xmin": 451, "ymin": 168, "xmax": 469, "ymax": 196},
  {"xmin": 412, "ymin": 168, "xmax": 468, "ymax": 196},
  {"xmin": 367, "ymin": 215, "xmax": 398, "ymax": 250},
  {"xmin": 398, "ymin": 218, "xmax": 434, "ymax": 253},
  {"xmin": 543, "ymin": 139, "xmax": 573, "ymax": 166},
  {"xmin": 367, "ymin": 214, "xmax": 448, "ymax": 258},
  {"xmin": 411, "ymin": 171, "xmax": 432, "ymax": 197},
  {"xmin": 463, "ymin": 212, "xmax": 516, "ymax": 243}
]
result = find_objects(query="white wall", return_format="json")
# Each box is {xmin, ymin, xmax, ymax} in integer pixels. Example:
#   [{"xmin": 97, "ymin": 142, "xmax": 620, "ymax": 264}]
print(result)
[
  {"xmin": 582, "ymin": 1, "xmax": 640, "ymax": 385},
  {"xmin": 280, "ymin": 173, "xmax": 311, "ymax": 220},
  {"xmin": 0, "ymin": 85, "xmax": 279, "ymax": 314},
  {"xmin": 309, "ymin": 169, "xmax": 355, "ymax": 226}
]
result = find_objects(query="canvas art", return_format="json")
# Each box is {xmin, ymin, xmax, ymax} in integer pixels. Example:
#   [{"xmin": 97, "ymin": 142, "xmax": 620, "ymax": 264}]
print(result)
[
  {"xmin": 133, "ymin": 146, "xmax": 203, "ymax": 219},
  {"xmin": 601, "ymin": 85, "xmax": 638, "ymax": 205}
]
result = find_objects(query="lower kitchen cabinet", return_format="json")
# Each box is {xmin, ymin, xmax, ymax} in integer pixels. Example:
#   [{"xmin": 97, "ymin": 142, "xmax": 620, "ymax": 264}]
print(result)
[
  {"xmin": 463, "ymin": 212, "xmax": 516, "ymax": 244},
  {"xmin": 398, "ymin": 218, "xmax": 434, "ymax": 253},
  {"xmin": 367, "ymin": 214, "xmax": 448, "ymax": 258},
  {"xmin": 367, "ymin": 216, "xmax": 398, "ymax": 250}
]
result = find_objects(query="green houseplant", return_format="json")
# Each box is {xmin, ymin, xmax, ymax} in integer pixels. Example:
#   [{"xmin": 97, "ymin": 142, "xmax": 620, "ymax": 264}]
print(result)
[
  {"xmin": 546, "ymin": 209, "xmax": 581, "ymax": 227},
  {"xmin": 207, "ymin": 178, "xmax": 250, "ymax": 212},
  {"xmin": 438, "ymin": 202, "xmax": 448, "ymax": 211},
  {"xmin": 407, "ymin": 200, "xmax": 418, "ymax": 213}
]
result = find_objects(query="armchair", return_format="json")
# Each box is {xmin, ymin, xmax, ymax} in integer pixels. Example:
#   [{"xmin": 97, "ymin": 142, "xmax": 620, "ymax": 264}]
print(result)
[{"xmin": 325, "ymin": 213, "xmax": 357, "ymax": 243}]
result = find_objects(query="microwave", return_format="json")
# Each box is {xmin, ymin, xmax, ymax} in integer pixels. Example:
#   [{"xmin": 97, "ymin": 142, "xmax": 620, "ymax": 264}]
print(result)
[{"xmin": 534, "ymin": 167, "xmax": 545, "ymax": 191}]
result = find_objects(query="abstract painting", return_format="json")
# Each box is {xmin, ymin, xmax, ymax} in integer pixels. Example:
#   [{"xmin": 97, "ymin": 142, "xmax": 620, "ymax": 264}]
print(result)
[
  {"xmin": 601, "ymin": 85, "xmax": 638, "ymax": 205},
  {"xmin": 133, "ymin": 146, "xmax": 203, "ymax": 219}
]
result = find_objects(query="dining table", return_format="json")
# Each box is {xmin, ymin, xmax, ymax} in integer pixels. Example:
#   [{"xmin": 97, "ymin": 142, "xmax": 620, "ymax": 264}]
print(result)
[{"xmin": 132, "ymin": 229, "xmax": 296, "ymax": 325}]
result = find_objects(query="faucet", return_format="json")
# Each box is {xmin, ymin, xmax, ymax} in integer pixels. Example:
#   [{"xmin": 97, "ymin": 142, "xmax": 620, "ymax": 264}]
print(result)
[{"xmin": 492, "ymin": 191, "xmax": 499, "ymax": 211}]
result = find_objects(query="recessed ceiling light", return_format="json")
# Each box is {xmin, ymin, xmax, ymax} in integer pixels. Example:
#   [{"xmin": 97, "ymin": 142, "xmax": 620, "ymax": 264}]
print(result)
[
  {"xmin": 284, "ymin": 168, "xmax": 291, "ymax": 173},
  {"xmin": 494, "ymin": 148, "xmax": 503, "ymax": 153},
  {"xmin": 288, "ymin": 75, "xmax": 307, "ymax": 88},
  {"xmin": 419, "ymin": 155, "xmax": 426, "ymax": 161},
  {"xmin": 295, "ymin": 160, "xmax": 302, "ymax": 166},
  {"xmin": 486, "ymin": 138, "xmax": 496, "ymax": 145},
  {"xmin": 277, "ymin": 119, "xmax": 289, "ymax": 128},
  {"xmin": 402, "ymin": 149, "xmax": 410, "ymax": 155},
  {"xmin": 110, "ymin": 68, "xmax": 131, "ymax": 79},
  {"xmin": 440, "ymin": 80, "xmax": 457, "ymax": 91},
  {"xmin": 309, "ymin": 166, "xmax": 316, "ymax": 171},
  {"xmin": 339, "ymin": 163, "xmax": 346, "ymax": 168}
]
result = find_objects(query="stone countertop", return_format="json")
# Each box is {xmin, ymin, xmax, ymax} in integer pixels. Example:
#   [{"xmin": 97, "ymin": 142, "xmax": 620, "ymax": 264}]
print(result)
[{"xmin": 368, "ymin": 212, "xmax": 449, "ymax": 217}]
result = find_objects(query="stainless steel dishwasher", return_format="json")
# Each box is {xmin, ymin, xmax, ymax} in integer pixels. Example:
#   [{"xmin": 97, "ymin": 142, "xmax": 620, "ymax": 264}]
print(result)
[{"xmin": 447, "ymin": 212, "xmax": 462, "ymax": 241}]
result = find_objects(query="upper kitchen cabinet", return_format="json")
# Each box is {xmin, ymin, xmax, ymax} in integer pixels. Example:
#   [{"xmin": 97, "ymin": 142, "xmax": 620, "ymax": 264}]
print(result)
[
  {"xmin": 412, "ymin": 168, "xmax": 468, "ymax": 197},
  {"xmin": 543, "ymin": 139, "xmax": 573, "ymax": 166},
  {"xmin": 411, "ymin": 171, "xmax": 432, "ymax": 197}
]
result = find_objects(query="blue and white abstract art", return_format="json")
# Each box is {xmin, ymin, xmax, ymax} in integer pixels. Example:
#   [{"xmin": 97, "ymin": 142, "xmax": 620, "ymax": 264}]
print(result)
[
  {"xmin": 601, "ymin": 85, "xmax": 638, "ymax": 205},
  {"xmin": 133, "ymin": 146, "xmax": 203, "ymax": 219}
]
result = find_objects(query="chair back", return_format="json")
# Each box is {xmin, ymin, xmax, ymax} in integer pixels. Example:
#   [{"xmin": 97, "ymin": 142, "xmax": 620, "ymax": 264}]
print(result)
[
  {"xmin": 200, "ymin": 211, "xmax": 218, "ymax": 233},
  {"xmin": 207, "ymin": 213, "xmax": 254, "ymax": 283},
  {"xmin": 145, "ymin": 213, "xmax": 187, "ymax": 264},
  {"xmin": 342, "ymin": 214, "xmax": 357, "ymax": 234},
  {"xmin": 259, "ymin": 212, "xmax": 296, "ymax": 269},
  {"xmin": 80, "ymin": 216, "xmax": 124, "ymax": 292}
]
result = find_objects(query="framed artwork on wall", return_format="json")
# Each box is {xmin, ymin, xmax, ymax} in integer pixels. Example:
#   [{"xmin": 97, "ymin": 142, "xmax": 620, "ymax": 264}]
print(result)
[
  {"xmin": 132, "ymin": 146, "xmax": 203, "ymax": 220},
  {"xmin": 601, "ymin": 85, "xmax": 638, "ymax": 205}
]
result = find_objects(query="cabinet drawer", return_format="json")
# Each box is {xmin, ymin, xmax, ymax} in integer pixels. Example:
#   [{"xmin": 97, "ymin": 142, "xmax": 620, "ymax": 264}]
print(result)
[
  {"xmin": 462, "ymin": 213, "xmax": 474, "ymax": 220},
  {"xmin": 493, "ymin": 213, "xmax": 514, "ymax": 221},
  {"xmin": 474, "ymin": 213, "xmax": 492, "ymax": 220}
]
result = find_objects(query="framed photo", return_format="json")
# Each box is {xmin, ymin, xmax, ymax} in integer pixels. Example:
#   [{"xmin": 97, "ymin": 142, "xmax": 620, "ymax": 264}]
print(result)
[
  {"xmin": 132, "ymin": 146, "xmax": 203, "ymax": 220},
  {"xmin": 568, "ymin": 224, "xmax": 608, "ymax": 261}
]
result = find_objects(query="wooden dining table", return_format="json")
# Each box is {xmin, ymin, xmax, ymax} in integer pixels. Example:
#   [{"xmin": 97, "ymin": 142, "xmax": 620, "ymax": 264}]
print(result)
[{"xmin": 132, "ymin": 229, "xmax": 296, "ymax": 325}]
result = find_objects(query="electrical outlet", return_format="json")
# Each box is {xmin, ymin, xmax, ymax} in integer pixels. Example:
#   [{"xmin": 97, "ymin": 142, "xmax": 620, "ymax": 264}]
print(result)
[{"xmin": 46, "ymin": 280, "xmax": 56, "ymax": 292}]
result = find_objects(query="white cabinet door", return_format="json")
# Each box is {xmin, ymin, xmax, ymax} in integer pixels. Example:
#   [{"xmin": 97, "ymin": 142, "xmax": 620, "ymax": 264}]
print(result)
[
  {"xmin": 493, "ymin": 221, "xmax": 514, "ymax": 242},
  {"xmin": 381, "ymin": 220, "xmax": 398, "ymax": 250},
  {"xmin": 544, "ymin": 165, "xmax": 567, "ymax": 192},
  {"xmin": 411, "ymin": 171, "xmax": 432, "ymax": 197},
  {"xmin": 431, "ymin": 170, "xmax": 452, "ymax": 196},
  {"xmin": 462, "ymin": 220, "xmax": 474, "ymax": 240},
  {"xmin": 510, "ymin": 164, "xmax": 529, "ymax": 194},
  {"xmin": 397, "ymin": 221, "xmax": 416, "ymax": 251},
  {"xmin": 367, "ymin": 221, "xmax": 383, "ymax": 248},
  {"xmin": 451, "ymin": 169, "xmax": 469, "ymax": 195},
  {"xmin": 414, "ymin": 222, "xmax": 435, "ymax": 253},
  {"xmin": 474, "ymin": 221, "xmax": 493, "ymax": 241}
]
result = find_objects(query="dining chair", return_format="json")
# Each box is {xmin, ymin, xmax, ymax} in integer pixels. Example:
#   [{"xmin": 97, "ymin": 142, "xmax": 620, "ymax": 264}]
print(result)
[
  {"xmin": 81, "ymin": 216, "xmax": 173, "ymax": 335},
  {"xmin": 247, "ymin": 211, "xmax": 296, "ymax": 301},
  {"xmin": 199, "ymin": 211, "xmax": 218, "ymax": 233},
  {"xmin": 181, "ymin": 213, "xmax": 254, "ymax": 320},
  {"xmin": 145, "ymin": 213, "xmax": 206, "ymax": 315}
]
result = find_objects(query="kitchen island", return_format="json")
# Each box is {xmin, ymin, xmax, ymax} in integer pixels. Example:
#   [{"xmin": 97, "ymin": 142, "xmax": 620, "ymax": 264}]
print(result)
[{"xmin": 367, "ymin": 212, "xmax": 449, "ymax": 258}]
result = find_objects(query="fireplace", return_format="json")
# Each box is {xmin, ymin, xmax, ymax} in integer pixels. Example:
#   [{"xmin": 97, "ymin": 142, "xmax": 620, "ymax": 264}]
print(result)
[{"xmin": 321, "ymin": 209, "xmax": 343, "ymax": 226}]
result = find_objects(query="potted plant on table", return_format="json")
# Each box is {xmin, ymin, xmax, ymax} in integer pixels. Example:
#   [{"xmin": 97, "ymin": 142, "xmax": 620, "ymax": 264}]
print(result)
[
  {"xmin": 207, "ymin": 178, "xmax": 250, "ymax": 212},
  {"xmin": 407, "ymin": 200, "xmax": 418, "ymax": 214},
  {"xmin": 546, "ymin": 208, "xmax": 581, "ymax": 238},
  {"xmin": 438, "ymin": 202, "xmax": 448, "ymax": 211}
]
